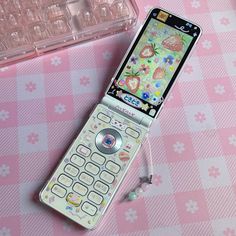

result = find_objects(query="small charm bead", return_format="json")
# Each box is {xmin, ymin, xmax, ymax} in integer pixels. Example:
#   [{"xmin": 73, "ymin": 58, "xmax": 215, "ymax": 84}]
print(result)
[
  {"xmin": 135, "ymin": 187, "xmax": 144, "ymax": 196},
  {"xmin": 128, "ymin": 191, "xmax": 137, "ymax": 201}
]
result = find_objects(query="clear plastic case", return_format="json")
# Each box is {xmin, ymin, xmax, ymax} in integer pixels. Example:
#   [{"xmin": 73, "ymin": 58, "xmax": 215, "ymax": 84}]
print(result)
[{"xmin": 0, "ymin": 0, "xmax": 138, "ymax": 67}]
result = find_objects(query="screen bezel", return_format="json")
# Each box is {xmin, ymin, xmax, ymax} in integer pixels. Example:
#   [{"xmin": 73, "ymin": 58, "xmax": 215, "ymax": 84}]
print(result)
[{"xmin": 106, "ymin": 8, "xmax": 202, "ymax": 118}]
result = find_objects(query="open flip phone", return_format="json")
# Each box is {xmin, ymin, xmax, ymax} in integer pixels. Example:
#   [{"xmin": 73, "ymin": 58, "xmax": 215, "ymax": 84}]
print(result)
[{"xmin": 39, "ymin": 8, "xmax": 202, "ymax": 229}]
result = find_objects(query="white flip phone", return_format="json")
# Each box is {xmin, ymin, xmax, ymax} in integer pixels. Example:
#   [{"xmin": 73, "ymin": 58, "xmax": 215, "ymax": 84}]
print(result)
[{"xmin": 39, "ymin": 8, "xmax": 202, "ymax": 229}]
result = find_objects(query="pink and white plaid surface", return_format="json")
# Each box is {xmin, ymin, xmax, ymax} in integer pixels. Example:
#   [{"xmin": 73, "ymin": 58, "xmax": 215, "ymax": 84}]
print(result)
[{"xmin": 1, "ymin": 0, "xmax": 236, "ymax": 235}]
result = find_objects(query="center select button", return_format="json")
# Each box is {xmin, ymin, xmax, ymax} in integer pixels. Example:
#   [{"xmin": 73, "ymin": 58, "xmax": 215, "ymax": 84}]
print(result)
[
  {"xmin": 95, "ymin": 128, "xmax": 122, "ymax": 154},
  {"xmin": 97, "ymin": 113, "xmax": 111, "ymax": 123},
  {"xmin": 125, "ymin": 127, "xmax": 140, "ymax": 139}
]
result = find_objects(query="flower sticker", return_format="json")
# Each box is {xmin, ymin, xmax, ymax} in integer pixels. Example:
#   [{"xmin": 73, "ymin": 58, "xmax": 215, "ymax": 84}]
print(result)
[
  {"xmin": 163, "ymin": 55, "xmax": 174, "ymax": 65},
  {"xmin": 139, "ymin": 64, "xmax": 150, "ymax": 75}
]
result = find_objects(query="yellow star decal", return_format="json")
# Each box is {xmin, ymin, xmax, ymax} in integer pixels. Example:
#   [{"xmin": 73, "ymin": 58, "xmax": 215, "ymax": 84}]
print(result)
[{"xmin": 141, "ymin": 103, "xmax": 149, "ymax": 111}]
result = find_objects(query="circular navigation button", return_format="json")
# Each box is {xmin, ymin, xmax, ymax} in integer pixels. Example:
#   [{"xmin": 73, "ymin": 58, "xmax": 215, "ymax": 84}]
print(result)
[{"xmin": 95, "ymin": 128, "xmax": 122, "ymax": 154}]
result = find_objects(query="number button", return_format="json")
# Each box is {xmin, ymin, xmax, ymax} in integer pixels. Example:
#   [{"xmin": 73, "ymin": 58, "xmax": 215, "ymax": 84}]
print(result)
[
  {"xmin": 79, "ymin": 172, "xmax": 94, "ymax": 186},
  {"xmin": 66, "ymin": 192, "xmax": 82, "ymax": 207},
  {"xmin": 58, "ymin": 174, "xmax": 73, "ymax": 187},
  {"xmin": 71, "ymin": 154, "xmax": 85, "ymax": 167},
  {"xmin": 100, "ymin": 171, "xmax": 115, "ymax": 184},
  {"xmin": 91, "ymin": 153, "xmax": 105, "ymax": 165},
  {"xmin": 73, "ymin": 183, "xmax": 88, "ymax": 196},
  {"xmin": 94, "ymin": 181, "xmax": 109, "ymax": 194},
  {"xmin": 77, "ymin": 145, "xmax": 91, "ymax": 157},
  {"xmin": 51, "ymin": 184, "xmax": 66, "ymax": 198},
  {"xmin": 125, "ymin": 127, "xmax": 140, "ymax": 139},
  {"xmin": 82, "ymin": 202, "xmax": 97, "ymax": 216},
  {"xmin": 105, "ymin": 161, "xmax": 120, "ymax": 174},
  {"xmin": 64, "ymin": 164, "xmax": 79, "ymax": 177},
  {"xmin": 88, "ymin": 191, "xmax": 103, "ymax": 205},
  {"xmin": 97, "ymin": 113, "xmax": 111, "ymax": 123},
  {"xmin": 85, "ymin": 162, "xmax": 100, "ymax": 175}
]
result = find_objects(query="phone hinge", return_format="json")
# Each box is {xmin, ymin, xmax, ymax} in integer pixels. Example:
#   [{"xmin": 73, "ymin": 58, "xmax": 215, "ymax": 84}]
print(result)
[{"xmin": 101, "ymin": 96, "xmax": 153, "ymax": 129}]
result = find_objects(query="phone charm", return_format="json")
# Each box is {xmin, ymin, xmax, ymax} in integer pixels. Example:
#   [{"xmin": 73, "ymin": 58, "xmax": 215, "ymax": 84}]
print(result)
[{"xmin": 127, "ymin": 138, "xmax": 154, "ymax": 201}]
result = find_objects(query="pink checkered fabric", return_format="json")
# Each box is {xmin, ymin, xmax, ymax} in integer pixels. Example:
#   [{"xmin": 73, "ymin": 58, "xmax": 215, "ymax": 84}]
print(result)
[{"xmin": 1, "ymin": 0, "xmax": 236, "ymax": 235}]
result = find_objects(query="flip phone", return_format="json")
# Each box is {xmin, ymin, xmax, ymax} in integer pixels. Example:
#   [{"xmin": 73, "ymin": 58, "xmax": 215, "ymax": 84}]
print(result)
[{"xmin": 39, "ymin": 8, "xmax": 202, "ymax": 229}]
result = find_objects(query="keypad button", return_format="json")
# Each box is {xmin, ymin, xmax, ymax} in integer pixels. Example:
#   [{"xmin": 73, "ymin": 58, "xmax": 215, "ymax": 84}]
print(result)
[
  {"xmin": 88, "ymin": 191, "xmax": 103, "ymax": 205},
  {"xmin": 105, "ymin": 161, "xmax": 120, "ymax": 174},
  {"xmin": 58, "ymin": 174, "xmax": 73, "ymax": 187},
  {"xmin": 79, "ymin": 172, "xmax": 94, "ymax": 186},
  {"xmin": 77, "ymin": 145, "xmax": 91, "ymax": 157},
  {"xmin": 125, "ymin": 127, "xmax": 140, "ymax": 139},
  {"xmin": 91, "ymin": 153, "xmax": 105, "ymax": 165},
  {"xmin": 97, "ymin": 113, "xmax": 111, "ymax": 123},
  {"xmin": 66, "ymin": 192, "xmax": 82, "ymax": 207},
  {"xmin": 82, "ymin": 202, "xmax": 97, "ymax": 216},
  {"xmin": 100, "ymin": 171, "xmax": 115, "ymax": 184},
  {"xmin": 64, "ymin": 164, "xmax": 79, "ymax": 177},
  {"xmin": 71, "ymin": 154, "xmax": 85, "ymax": 167},
  {"xmin": 73, "ymin": 183, "xmax": 88, "ymax": 196},
  {"xmin": 94, "ymin": 181, "xmax": 109, "ymax": 194},
  {"xmin": 51, "ymin": 184, "xmax": 66, "ymax": 198},
  {"xmin": 85, "ymin": 162, "xmax": 100, "ymax": 175}
]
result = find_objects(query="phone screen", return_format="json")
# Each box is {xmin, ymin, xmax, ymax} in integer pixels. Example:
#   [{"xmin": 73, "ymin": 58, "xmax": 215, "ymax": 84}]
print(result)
[{"xmin": 107, "ymin": 9, "xmax": 201, "ymax": 118}]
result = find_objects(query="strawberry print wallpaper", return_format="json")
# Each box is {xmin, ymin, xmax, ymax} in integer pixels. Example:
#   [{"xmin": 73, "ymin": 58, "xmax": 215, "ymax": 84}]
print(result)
[{"xmin": 116, "ymin": 18, "xmax": 193, "ymax": 106}]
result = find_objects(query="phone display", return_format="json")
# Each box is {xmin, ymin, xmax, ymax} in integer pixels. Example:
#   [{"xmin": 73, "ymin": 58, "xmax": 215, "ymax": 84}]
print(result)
[{"xmin": 107, "ymin": 9, "xmax": 201, "ymax": 117}]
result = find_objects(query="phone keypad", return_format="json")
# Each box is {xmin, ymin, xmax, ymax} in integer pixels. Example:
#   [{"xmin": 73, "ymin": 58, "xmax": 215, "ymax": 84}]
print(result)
[{"xmin": 43, "ymin": 104, "xmax": 147, "ymax": 228}]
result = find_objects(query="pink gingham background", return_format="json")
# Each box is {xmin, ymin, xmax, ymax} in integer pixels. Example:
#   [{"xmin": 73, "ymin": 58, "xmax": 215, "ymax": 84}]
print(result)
[{"xmin": 1, "ymin": 0, "xmax": 236, "ymax": 235}]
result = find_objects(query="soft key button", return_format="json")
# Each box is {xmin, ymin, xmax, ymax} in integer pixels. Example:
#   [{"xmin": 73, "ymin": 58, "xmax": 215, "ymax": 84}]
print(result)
[
  {"xmin": 73, "ymin": 183, "xmax": 88, "ymax": 196},
  {"xmin": 91, "ymin": 153, "xmax": 105, "ymax": 165},
  {"xmin": 71, "ymin": 154, "xmax": 85, "ymax": 167},
  {"xmin": 51, "ymin": 184, "xmax": 66, "ymax": 198},
  {"xmin": 100, "ymin": 170, "xmax": 115, "ymax": 184},
  {"xmin": 88, "ymin": 191, "xmax": 103, "ymax": 205},
  {"xmin": 105, "ymin": 161, "xmax": 120, "ymax": 174},
  {"xmin": 77, "ymin": 145, "xmax": 91, "ymax": 157},
  {"xmin": 64, "ymin": 164, "xmax": 79, "ymax": 177},
  {"xmin": 94, "ymin": 181, "xmax": 109, "ymax": 194},
  {"xmin": 82, "ymin": 202, "xmax": 97, "ymax": 216},
  {"xmin": 97, "ymin": 112, "xmax": 111, "ymax": 123},
  {"xmin": 66, "ymin": 192, "xmax": 82, "ymax": 207},
  {"xmin": 58, "ymin": 174, "xmax": 73, "ymax": 187},
  {"xmin": 125, "ymin": 127, "xmax": 140, "ymax": 139},
  {"xmin": 85, "ymin": 162, "xmax": 100, "ymax": 175},
  {"xmin": 79, "ymin": 172, "xmax": 94, "ymax": 186}
]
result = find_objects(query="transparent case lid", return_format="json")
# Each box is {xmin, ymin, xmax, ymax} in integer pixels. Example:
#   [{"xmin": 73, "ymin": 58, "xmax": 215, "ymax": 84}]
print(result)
[{"xmin": 0, "ymin": 0, "xmax": 138, "ymax": 67}]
